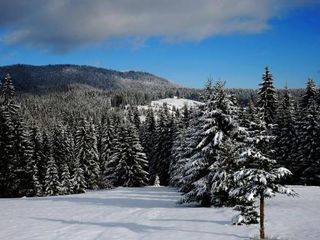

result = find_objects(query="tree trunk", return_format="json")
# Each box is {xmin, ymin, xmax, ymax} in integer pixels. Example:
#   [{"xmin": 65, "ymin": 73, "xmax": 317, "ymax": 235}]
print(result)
[{"xmin": 260, "ymin": 192, "xmax": 265, "ymax": 240}]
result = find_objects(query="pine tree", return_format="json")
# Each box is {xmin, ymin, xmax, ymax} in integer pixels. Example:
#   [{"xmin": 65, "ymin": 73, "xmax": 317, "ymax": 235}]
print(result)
[
  {"xmin": 44, "ymin": 157, "xmax": 60, "ymax": 196},
  {"xmin": 100, "ymin": 118, "xmax": 115, "ymax": 173},
  {"xmin": 13, "ymin": 118, "xmax": 37, "ymax": 197},
  {"xmin": 132, "ymin": 107, "xmax": 141, "ymax": 129},
  {"xmin": 231, "ymin": 117, "xmax": 295, "ymax": 236},
  {"xmin": 301, "ymin": 78, "xmax": 317, "ymax": 109},
  {"xmin": 60, "ymin": 163, "xmax": 72, "ymax": 195},
  {"xmin": 75, "ymin": 119, "xmax": 100, "ymax": 189},
  {"xmin": 181, "ymin": 103, "xmax": 190, "ymax": 128},
  {"xmin": 275, "ymin": 86, "xmax": 296, "ymax": 176},
  {"xmin": 72, "ymin": 159, "xmax": 87, "ymax": 194},
  {"xmin": 296, "ymin": 102, "xmax": 320, "ymax": 185},
  {"xmin": 52, "ymin": 125, "xmax": 74, "ymax": 173},
  {"xmin": 141, "ymin": 107, "xmax": 156, "ymax": 183},
  {"xmin": 170, "ymin": 128, "xmax": 189, "ymax": 187},
  {"xmin": 257, "ymin": 67, "xmax": 277, "ymax": 125},
  {"xmin": 179, "ymin": 81, "xmax": 241, "ymax": 207},
  {"xmin": 153, "ymin": 103, "xmax": 176, "ymax": 185},
  {"xmin": 39, "ymin": 131, "xmax": 52, "ymax": 186},
  {"xmin": 170, "ymin": 109, "xmax": 204, "ymax": 188},
  {"xmin": 106, "ymin": 121, "xmax": 149, "ymax": 187},
  {"xmin": 30, "ymin": 127, "xmax": 44, "ymax": 184},
  {"xmin": 0, "ymin": 105, "xmax": 17, "ymax": 196},
  {"xmin": 0, "ymin": 74, "xmax": 21, "ymax": 197},
  {"xmin": 2, "ymin": 74, "xmax": 15, "ymax": 105}
]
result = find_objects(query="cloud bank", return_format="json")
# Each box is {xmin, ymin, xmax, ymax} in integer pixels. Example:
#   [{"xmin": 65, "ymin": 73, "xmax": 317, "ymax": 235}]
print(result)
[{"xmin": 0, "ymin": 0, "xmax": 316, "ymax": 52}]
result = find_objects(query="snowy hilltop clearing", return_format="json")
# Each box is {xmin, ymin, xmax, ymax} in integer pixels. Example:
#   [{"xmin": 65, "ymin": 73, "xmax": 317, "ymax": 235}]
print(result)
[
  {"xmin": 1, "ymin": 186, "xmax": 319, "ymax": 240},
  {"xmin": 138, "ymin": 97, "xmax": 204, "ymax": 111}
]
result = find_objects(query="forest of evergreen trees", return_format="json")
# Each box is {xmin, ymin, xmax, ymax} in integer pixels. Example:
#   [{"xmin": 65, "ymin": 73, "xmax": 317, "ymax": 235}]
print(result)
[{"xmin": 0, "ymin": 67, "xmax": 319, "ymax": 228}]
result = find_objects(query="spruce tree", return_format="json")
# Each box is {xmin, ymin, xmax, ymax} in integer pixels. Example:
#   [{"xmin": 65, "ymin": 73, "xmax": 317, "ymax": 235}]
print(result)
[
  {"xmin": 0, "ymin": 74, "xmax": 20, "ymax": 196},
  {"xmin": 181, "ymin": 103, "xmax": 190, "ymax": 128},
  {"xmin": 60, "ymin": 163, "xmax": 72, "ymax": 195},
  {"xmin": 153, "ymin": 103, "xmax": 175, "ymax": 185},
  {"xmin": 141, "ymin": 107, "xmax": 157, "ymax": 183},
  {"xmin": 180, "ymin": 81, "xmax": 241, "ymax": 207},
  {"xmin": 257, "ymin": 67, "xmax": 277, "ymax": 125},
  {"xmin": 275, "ymin": 86, "xmax": 296, "ymax": 176},
  {"xmin": 301, "ymin": 78, "xmax": 317, "ymax": 109},
  {"xmin": 106, "ymin": 121, "xmax": 149, "ymax": 187},
  {"xmin": 2, "ymin": 74, "xmax": 15, "ymax": 105},
  {"xmin": 72, "ymin": 159, "xmax": 87, "ymax": 194},
  {"xmin": 75, "ymin": 119, "xmax": 100, "ymax": 189},
  {"xmin": 231, "ymin": 116, "xmax": 295, "ymax": 237},
  {"xmin": 296, "ymin": 102, "xmax": 320, "ymax": 185},
  {"xmin": 44, "ymin": 157, "xmax": 60, "ymax": 196},
  {"xmin": 13, "ymin": 118, "xmax": 37, "ymax": 196},
  {"xmin": 99, "ymin": 116, "xmax": 115, "ymax": 188},
  {"xmin": 30, "ymin": 127, "xmax": 44, "ymax": 183},
  {"xmin": 40, "ymin": 132, "xmax": 52, "ymax": 186},
  {"xmin": 52, "ymin": 125, "xmax": 73, "ymax": 172}
]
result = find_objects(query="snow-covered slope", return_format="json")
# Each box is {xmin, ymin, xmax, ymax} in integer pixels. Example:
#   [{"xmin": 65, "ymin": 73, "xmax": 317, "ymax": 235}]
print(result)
[
  {"xmin": 151, "ymin": 98, "xmax": 204, "ymax": 110},
  {"xmin": 0, "ymin": 186, "xmax": 319, "ymax": 240},
  {"xmin": 139, "ymin": 98, "xmax": 204, "ymax": 112}
]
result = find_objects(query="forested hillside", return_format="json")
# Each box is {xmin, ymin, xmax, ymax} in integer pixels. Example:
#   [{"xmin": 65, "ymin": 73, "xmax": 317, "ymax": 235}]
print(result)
[
  {"xmin": 0, "ymin": 67, "xmax": 319, "ymax": 237},
  {"xmin": 0, "ymin": 64, "xmax": 181, "ymax": 92}
]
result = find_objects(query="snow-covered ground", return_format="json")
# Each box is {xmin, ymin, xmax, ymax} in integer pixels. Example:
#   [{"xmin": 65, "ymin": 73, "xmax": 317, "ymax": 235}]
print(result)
[
  {"xmin": 138, "ymin": 98, "xmax": 204, "ymax": 111},
  {"xmin": 150, "ymin": 98, "xmax": 204, "ymax": 110},
  {"xmin": 0, "ymin": 186, "xmax": 319, "ymax": 240}
]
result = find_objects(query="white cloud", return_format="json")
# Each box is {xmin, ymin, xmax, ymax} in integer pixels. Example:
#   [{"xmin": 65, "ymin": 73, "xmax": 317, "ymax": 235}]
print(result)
[{"xmin": 0, "ymin": 0, "xmax": 317, "ymax": 52}]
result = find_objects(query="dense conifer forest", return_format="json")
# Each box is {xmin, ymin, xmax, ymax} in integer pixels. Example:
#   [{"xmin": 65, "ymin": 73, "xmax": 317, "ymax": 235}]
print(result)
[{"xmin": 0, "ymin": 67, "xmax": 318, "ymax": 228}]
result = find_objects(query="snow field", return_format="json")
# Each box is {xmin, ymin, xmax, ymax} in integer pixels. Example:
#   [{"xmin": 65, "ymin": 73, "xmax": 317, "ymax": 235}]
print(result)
[{"xmin": 0, "ymin": 186, "xmax": 319, "ymax": 240}]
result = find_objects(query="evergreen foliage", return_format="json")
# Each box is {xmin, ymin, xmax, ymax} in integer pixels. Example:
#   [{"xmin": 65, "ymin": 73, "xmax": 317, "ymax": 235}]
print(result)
[
  {"xmin": 106, "ymin": 121, "xmax": 149, "ymax": 187},
  {"xmin": 75, "ymin": 119, "xmax": 100, "ymax": 189},
  {"xmin": 60, "ymin": 163, "xmax": 72, "ymax": 195},
  {"xmin": 153, "ymin": 104, "xmax": 176, "ymax": 185},
  {"xmin": 257, "ymin": 67, "xmax": 277, "ymax": 125},
  {"xmin": 72, "ymin": 159, "xmax": 87, "ymax": 194},
  {"xmin": 44, "ymin": 157, "xmax": 60, "ymax": 196}
]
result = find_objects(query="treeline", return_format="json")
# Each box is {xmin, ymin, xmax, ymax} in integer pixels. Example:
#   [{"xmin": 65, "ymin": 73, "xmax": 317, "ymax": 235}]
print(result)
[
  {"xmin": 1, "ymin": 67, "xmax": 319, "ymax": 206},
  {"xmin": 0, "ymin": 74, "xmax": 184, "ymax": 197}
]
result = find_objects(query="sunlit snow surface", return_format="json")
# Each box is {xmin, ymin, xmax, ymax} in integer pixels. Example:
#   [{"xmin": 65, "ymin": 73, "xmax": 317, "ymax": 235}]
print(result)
[{"xmin": 0, "ymin": 186, "xmax": 319, "ymax": 240}]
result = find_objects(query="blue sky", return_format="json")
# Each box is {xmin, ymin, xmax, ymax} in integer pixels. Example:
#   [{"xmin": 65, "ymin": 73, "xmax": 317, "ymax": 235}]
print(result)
[{"xmin": 0, "ymin": 1, "xmax": 319, "ymax": 89}]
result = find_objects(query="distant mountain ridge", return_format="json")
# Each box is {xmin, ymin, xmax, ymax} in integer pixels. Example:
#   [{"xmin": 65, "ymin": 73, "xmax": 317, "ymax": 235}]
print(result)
[{"xmin": 0, "ymin": 64, "xmax": 181, "ymax": 92}]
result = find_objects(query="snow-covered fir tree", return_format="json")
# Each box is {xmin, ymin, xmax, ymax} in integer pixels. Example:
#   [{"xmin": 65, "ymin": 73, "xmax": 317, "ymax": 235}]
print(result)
[
  {"xmin": 13, "ymin": 118, "xmax": 38, "ymax": 197},
  {"xmin": 170, "ymin": 108, "xmax": 204, "ymax": 189},
  {"xmin": 179, "ymin": 81, "xmax": 241, "ymax": 207},
  {"xmin": 30, "ymin": 127, "xmax": 44, "ymax": 195},
  {"xmin": 0, "ymin": 75, "xmax": 17, "ymax": 196},
  {"xmin": 52, "ymin": 125, "xmax": 74, "ymax": 173},
  {"xmin": 72, "ymin": 159, "xmax": 87, "ymax": 194},
  {"xmin": 170, "ymin": 127, "xmax": 189, "ymax": 187},
  {"xmin": 153, "ymin": 103, "xmax": 176, "ymax": 185},
  {"xmin": 132, "ymin": 107, "xmax": 141, "ymax": 130},
  {"xmin": 295, "ymin": 101, "xmax": 320, "ymax": 185},
  {"xmin": 231, "ymin": 116, "xmax": 295, "ymax": 236},
  {"xmin": 257, "ymin": 66, "xmax": 277, "ymax": 125},
  {"xmin": 44, "ymin": 156, "xmax": 60, "ymax": 196},
  {"xmin": 98, "ymin": 116, "xmax": 115, "ymax": 188},
  {"xmin": 141, "ymin": 107, "xmax": 157, "ymax": 183},
  {"xmin": 106, "ymin": 121, "xmax": 149, "ymax": 187},
  {"xmin": 60, "ymin": 163, "xmax": 72, "ymax": 195},
  {"xmin": 153, "ymin": 175, "xmax": 160, "ymax": 187},
  {"xmin": 301, "ymin": 78, "xmax": 317, "ymax": 109},
  {"xmin": 39, "ymin": 131, "xmax": 52, "ymax": 186},
  {"xmin": 181, "ymin": 103, "xmax": 191, "ymax": 128},
  {"xmin": 75, "ymin": 119, "xmax": 100, "ymax": 189},
  {"xmin": 1, "ymin": 74, "xmax": 15, "ymax": 105},
  {"xmin": 275, "ymin": 86, "xmax": 296, "ymax": 176}
]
